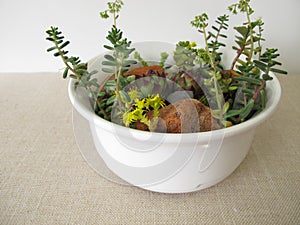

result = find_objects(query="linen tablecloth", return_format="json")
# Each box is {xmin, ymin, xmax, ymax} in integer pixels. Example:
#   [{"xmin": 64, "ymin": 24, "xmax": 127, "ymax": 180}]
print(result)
[{"xmin": 0, "ymin": 73, "xmax": 299, "ymax": 224}]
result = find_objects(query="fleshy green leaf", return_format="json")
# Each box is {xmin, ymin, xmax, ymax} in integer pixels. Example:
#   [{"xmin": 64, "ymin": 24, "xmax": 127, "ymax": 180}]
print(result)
[
  {"xmin": 97, "ymin": 92, "xmax": 106, "ymax": 98},
  {"xmin": 260, "ymin": 89, "xmax": 266, "ymax": 109},
  {"xmin": 53, "ymin": 52, "xmax": 60, "ymax": 57},
  {"xmin": 119, "ymin": 90, "xmax": 130, "ymax": 102},
  {"xmin": 224, "ymin": 109, "xmax": 241, "ymax": 119},
  {"xmin": 105, "ymin": 80, "xmax": 116, "ymax": 87},
  {"xmin": 235, "ymin": 76, "xmax": 262, "ymax": 86},
  {"xmin": 102, "ymin": 60, "xmax": 117, "ymax": 66},
  {"xmin": 240, "ymin": 99, "xmax": 255, "ymax": 119},
  {"xmin": 104, "ymin": 54, "xmax": 115, "ymax": 61},
  {"xmin": 106, "ymin": 95, "xmax": 116, "ymax": 105},
  {"xmin": 63, "ymin": 67, "xmax": 69, "ymax": 79},
  {"xmin": 102, "ymin": 68, "xmax": 114, "ymax": 73},
  {"xmin": 47, "ymin": 46, "xmax": 56, "ymax": 52},
  {"xmin": 269, "ymin": 68, "xmax": 288, "ymax": 75},
  {"xmin": 60, "ymin": 41, "xmax": 70, "ymax": 49},
  {"xmin": 234, "ymin": 26, "xmax": 249, "ymax": 38},
  {"xmin": 104, "ymin": 45, "xmax": 114, "ymax": 50}
]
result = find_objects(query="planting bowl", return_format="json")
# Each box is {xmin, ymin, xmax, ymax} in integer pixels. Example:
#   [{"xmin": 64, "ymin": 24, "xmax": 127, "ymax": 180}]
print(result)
[{"xmin": 68, "ymin": 41, "xmax": 281, "ymax": 193}]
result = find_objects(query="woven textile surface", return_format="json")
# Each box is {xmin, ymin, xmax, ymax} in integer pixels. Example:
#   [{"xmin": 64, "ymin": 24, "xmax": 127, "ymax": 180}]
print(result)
[{"xmin": 0, "ymin": 73, "xmax": 299, "ymax": 224}]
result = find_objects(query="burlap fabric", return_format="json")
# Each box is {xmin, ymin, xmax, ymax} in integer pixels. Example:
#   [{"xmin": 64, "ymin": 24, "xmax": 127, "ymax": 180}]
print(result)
[{"xmin": 0, "ymin": 73, "xmax": 299, "ymax": 224}]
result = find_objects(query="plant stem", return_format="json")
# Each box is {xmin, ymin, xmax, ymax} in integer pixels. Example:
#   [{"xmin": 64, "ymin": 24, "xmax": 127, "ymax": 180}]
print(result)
[
  {"xmin": 54, "ymin": 40, "xmax": 77, "ymax": 77},
  {"xmin": 252, "ymin": 79, "xmax": 266, "ymax": 100},
  {"xmin": 115, "ymin": 51, "xmax": 126, "ymax": 113},
  {"xmin": 245, "ymin": 4, "xmax": 254, "ymax": 62},
  {"xmin": 211, "ymin": 19, "xmax": 225, "ymax": 62},
  {"xmin": 113, "ymin": 8, "xmax": 117, "ymax": 27},
  {"xmin": 231, "ymin": 48, "xmax": 244, "ymax": 70},
  {"xmin": 203, "ymin": 26, "xmax": 223, "ymax": 111}
]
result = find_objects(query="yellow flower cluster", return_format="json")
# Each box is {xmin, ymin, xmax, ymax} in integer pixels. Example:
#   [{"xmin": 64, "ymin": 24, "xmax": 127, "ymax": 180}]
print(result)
[{"xmin": 122, "ymin": 93, "xmax": 165, "ymax": 129}]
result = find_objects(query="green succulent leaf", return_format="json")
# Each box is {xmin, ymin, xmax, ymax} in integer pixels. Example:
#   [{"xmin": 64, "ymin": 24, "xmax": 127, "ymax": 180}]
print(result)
[
  {"xmin": 104, "ymin": 54, "xmax": 115, "ymax": 61},
  {"xmin": 253, "ymin": 60, "xmax": 267, "ymax": 71},
  {"xmin": 105, "ymin": 80, "xmax": 117, "ymax": 87},
  {"xmin": 106, "ymin": 95, "xmax": 117, "ymax": 105},
  {"xmin": 225, "ymin": 109, "xmax": 241, "ymax": 119},
  {"xmin": 102, "ymin": 67, "xmax": 115, "ymax": 74},
  {"xmin": 119, "ymin": 90, "xmax": 130, "ymax": 102},
  {"xmin": 102, "ymin": 60, "xmax": 117, "ymax": 66},
  {"xmin": 97, "ymin": 92, "xmax": 106, "ymax": 98},
  {"xmin": 234, "ymin": 26, "xmax": 249, "ymax": 38},
  {"xmin": 104, "ymin": 45, "xmax": 114, "ymax": 50},
  {"xmin": 235, "ymin": 76, "xmax": 262, "ymax": 86},
  {"xmin": 269, "ymin": 68, "xmax": 288, "ymax": 75},
  {"xmin": 63, "ymin": 67, "xmax": 69, "ymax": 79},
  {"xmin": 47, "ymin": 46, "xmax": 56, "ymax": 52},
  {"xmin": 260, "ymin": 89, "xmax": 266, "ymax": 109},
  {"xmin": 60, "ymin": 41, "xmax": 70, "ymax": 49},
  {"xmin": 240, "ymin": 99, "xmax": 255, "ymax": 119}
]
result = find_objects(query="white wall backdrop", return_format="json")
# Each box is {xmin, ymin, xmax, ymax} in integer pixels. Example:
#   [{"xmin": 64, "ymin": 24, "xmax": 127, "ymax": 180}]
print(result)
[{"xmin": 0, "ymin": 0, "xmax": 299, "ymax": 74}]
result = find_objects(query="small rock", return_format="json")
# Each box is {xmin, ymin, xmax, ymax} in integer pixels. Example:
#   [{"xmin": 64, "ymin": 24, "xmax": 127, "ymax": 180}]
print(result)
[
  {"xmin": 125, "ymin": 65, "xmax": 164, "ymax": 77},
  {"xmin": 135, "ymin": 99, "xmax": 219, "ymax": 133}
]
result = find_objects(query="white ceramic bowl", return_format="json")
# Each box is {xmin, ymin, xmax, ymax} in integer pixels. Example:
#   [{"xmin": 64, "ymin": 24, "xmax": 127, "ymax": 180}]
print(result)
[{"xmin": 68, "ymin": 41, "xmax": 281, "ymax": 193}]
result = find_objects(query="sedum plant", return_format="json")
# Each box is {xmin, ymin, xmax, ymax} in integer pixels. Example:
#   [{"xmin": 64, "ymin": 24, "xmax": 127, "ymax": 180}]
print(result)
[
  {"xmin": 46, "ymin": 27, "xmax": 101, "ymax": 113},
  {"xmin": 122, "ymin": 92, "xmax": 166, "ymax": 131},
  {"xmin": 45, "ymin": 0, "xmax": 287, "ymax": 132},
  {"xmin": 181, "ymin": 0, "xmax": 287, "ymax": 126}
]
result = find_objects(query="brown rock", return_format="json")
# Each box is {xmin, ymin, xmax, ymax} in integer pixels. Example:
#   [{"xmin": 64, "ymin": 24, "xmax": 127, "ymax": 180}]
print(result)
[
  {"xmin": 135, "ymin": 99, "xmax": 219, "ymax": 133},
  {"xmin": 125, "ymin": 65, "xmax": 164, "ymax": 77}
]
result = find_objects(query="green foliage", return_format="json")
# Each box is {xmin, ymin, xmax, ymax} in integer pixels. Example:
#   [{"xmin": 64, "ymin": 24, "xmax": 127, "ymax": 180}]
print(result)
[
  {"xmin": 189, "ymin": 14, "xmax": 229, "ymax": 69},
  {"xmin": 97, "ymin": 75, "xmax": 136, "ymax": 120},
  {"xmin": 230, "ymin": 18, "xmax": 265, "ymax": 70},
  {"xmin": 133, "ymin": 50, "xmax": 168, "ymax": 68},
  {"xmin": 46, "ymin": 1, "xmax": 137, "ymax": 125},
  {"xmin": 254, "ymin": 48, "xmax": 288, "ymax": 80},
  {"xmin": 207, "ymin": 15, "xmax": 229, "ymax": 68},
  {"xmin": 134, "ymin": 51, "xmax": 148, "ymax": 67},
  {"xmin": 173, "ymin": 41, "xmax": 197, "ymax": 71},
  {"xmin": 102, "ymin": 27, "xmax": 136, "ymax": 76},
  {"xmin": 228, "ymin": 0, "xmax": 254, "ymax": 15},
  {"xmin": 94, "ymin": 89, "xmax": 115, "ymax": 121},
  {"xmin": 191, "ymin": 14, "xmax": 226, "ymax": 125},
  {"xmin": 191, "ymin": 13, "xmax": 209, "ymax": 31},
  {"xmin": 45, "ymin": 27, "xmax": 102, "ymax": 114},
  {"xmin": 186, "ymin": 0, "xmax": 287, "ymax": 125},
  {"xmin": 101, "ymin": 25, "xmax": 137, "ymax": 121},
  {"xmin": 225, "ymin": 0, "xmax": 287, "ymax": 123},
  {"xmin": 46, "ymin": 0, "xmax": 288, "ymax": 131},
  {"xmin": 167, "ymin": 70, "xmax": 203, "ymax": 100},
  {"xmin": 159, "ymin": 52, "xmax": 169, "ymax": 67},
  {"xmin": 100, "ymin": 0, "xmax": 124, "ymax": 26}
]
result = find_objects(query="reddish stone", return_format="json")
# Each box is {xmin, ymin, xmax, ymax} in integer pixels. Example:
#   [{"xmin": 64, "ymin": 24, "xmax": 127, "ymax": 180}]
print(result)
[{"xmin": 135, "ymin": 99, "xmax": 219, "ymax": 133}]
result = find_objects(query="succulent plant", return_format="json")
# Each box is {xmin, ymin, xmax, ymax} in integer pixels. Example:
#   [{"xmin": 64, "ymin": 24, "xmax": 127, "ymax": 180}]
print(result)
[
  {"xmin": 167, "ymin": 69, "xmax": 203, "ymax": 100},
  {"xmin": 45, "ymin": 0, "xmax": 287, "ymax": 132}
]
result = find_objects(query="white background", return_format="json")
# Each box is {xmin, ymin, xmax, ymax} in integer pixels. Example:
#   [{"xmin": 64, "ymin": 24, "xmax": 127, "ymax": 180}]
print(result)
[{"xmin": 0, "ymin": 0, "xmax": 299, "ymax": 74}]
